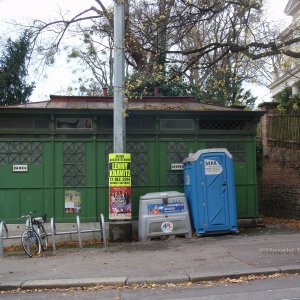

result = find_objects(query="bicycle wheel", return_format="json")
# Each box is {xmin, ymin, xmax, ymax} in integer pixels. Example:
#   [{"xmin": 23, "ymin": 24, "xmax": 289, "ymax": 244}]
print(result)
[
  {"xmin": 21, "ymin": 230, "xmax": 41, "ymax": 257},
  {"xmin": 37, "ymin": 224, "xmax": 48, "ymax": 251}
]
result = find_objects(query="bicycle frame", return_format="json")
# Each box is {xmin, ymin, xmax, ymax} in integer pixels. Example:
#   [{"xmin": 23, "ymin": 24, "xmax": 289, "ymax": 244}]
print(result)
[
  {"xmin": 22, "ymin": 213, "xmax": 36, "ymax": 233},
  {"xmin": 21, "ymin": 211, "xmax": 44, "ymax": 231},
  {"xmin": 20, "ymin": 211, "xmax": 43, "ymax": 257}
]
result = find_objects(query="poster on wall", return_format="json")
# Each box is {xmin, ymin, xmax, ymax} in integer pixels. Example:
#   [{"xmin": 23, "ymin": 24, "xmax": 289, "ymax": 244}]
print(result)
[
  {"xmin": 65, "ymin": 190, "xmax": 81, "ymax": 213},
  {"xmin": 109, "ymin": 153, "xmax": 132, "ymax": 220}
]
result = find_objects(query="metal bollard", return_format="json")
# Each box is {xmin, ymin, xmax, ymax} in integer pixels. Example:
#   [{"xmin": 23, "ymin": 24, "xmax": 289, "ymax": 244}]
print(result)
[
  {"xmin": 100, "ymin": 213, "xmax": 107, "ymax": 251},
  {"xmin": 50, "ymin": 217, "xmax": 56, "ymax": 254},
  {"xmin": 76, "ymin": 215, "xmax": 82, "ymax": 251},
  {"xmin": 0, "ymin": 221, "xmax": 8, "ymax": 258}
]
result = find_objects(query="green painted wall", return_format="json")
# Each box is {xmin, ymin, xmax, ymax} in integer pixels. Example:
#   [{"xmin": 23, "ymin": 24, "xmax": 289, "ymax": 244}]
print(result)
[{"xmin": 0, "ymin": 112, "xmax": 259, "ymax": 223}]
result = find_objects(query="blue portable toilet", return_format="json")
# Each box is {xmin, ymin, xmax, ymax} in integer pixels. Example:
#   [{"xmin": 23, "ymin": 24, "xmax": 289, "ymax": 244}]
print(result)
[{"xmin": 183, "ymin": 148, "xmax": 238, "ymax": 236}]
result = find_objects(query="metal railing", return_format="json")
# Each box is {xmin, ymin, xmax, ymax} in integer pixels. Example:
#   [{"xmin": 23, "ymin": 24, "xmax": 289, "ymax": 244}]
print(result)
[{"xmin": 0, "ymin": 214, "xmax": 107, "ymax": 258}]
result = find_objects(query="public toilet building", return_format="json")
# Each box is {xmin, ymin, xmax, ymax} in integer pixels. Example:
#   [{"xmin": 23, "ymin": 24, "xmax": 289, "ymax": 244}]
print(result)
[{"xmin": 0, "ymin": 95, "xmax": 263, "ymax": 223}]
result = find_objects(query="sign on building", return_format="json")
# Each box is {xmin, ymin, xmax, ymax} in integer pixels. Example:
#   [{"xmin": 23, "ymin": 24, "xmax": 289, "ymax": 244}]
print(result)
[{"xmin": 12, "ymin": 165, "xmax": 28, "ymax": 172}]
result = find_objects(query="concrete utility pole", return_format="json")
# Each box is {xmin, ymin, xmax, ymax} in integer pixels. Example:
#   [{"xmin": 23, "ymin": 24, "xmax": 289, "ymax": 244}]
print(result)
[{"xmin": 113, "ymin": 0, "xmax": 125, "ymax": 153}]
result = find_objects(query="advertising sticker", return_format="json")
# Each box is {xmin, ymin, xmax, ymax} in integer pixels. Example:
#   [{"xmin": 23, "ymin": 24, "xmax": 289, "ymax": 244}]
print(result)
[
  {"xmin": 147, "ymin": 203, "xmax": 184, "ymax": 215},
  {"xmin": 204, "ymin": 159, "xmax": 223, "ymax": 175},
  {"xmin": 161, "ymin": 221, "xmax": 174, "ymax": 233}
]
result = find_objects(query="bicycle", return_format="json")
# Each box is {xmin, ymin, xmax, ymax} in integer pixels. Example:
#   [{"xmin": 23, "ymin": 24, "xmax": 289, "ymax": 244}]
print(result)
[{"xmin": 20, "ymin": 211, "xmax": 48, "ymax": 257}]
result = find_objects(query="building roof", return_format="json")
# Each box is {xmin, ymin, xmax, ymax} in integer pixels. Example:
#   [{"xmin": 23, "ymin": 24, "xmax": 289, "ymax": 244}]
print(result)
[{"xmin": 1, "ymin": 95, "xmax": 245, "ymax": 112}]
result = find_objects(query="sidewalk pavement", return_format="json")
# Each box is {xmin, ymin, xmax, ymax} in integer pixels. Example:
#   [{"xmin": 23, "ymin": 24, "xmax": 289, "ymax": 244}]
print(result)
[{"xmin": 1, "ymin": 227, "xmax": 300, "ymax": 291}]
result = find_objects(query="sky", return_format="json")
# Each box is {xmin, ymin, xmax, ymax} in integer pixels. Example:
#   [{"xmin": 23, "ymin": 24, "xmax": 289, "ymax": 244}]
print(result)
[{"xmin": 0, "ymin": 0, "xmax": 292, "ymax": 105}]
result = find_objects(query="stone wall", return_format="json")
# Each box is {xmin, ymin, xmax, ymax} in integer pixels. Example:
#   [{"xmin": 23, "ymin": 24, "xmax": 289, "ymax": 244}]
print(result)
[{"xmin": 258, "ymin": 103, "xmax": 300, "ymax": 219}]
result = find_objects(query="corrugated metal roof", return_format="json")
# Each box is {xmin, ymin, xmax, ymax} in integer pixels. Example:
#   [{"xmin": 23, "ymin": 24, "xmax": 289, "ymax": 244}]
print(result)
[{"xmin": 1, "ymin": 95, "xmax": 243, "ymax": 112}]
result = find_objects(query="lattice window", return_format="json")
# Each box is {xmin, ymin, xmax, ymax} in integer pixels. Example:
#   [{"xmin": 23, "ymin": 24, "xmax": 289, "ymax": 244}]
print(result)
[
  {"xmin": 127, "ymin": 142, "xmax": 148, "ymax": 186},
  {"xmin": 127, "ymin": 118, "xmax": 156, "ymax": 130},
  {"xmin": 167, "ymin": 142, "xmax": 188, "ymax": 185},
  {"xmin": 206, "ymin": 141, "xmax": 246, "ymax": 163},
  {"xmin": 199, "ymin": 120, "xmax": 253, "ymax": 130},
  {"xmin": 105, "ymin": 142, "xmax": 149, "ymax": 186},
  {"xmin": 99, "ymin": 118, "xmax": 113, "ymax": 130},
  {"xmin": 0, "ymin": 141, "xmax": 42, "ymax": 165},
  {"xmin": 57, "ymin": 118, "xmax": 92, "ymax": 129},
  {"xmin": 160, "ymin": 119, "xmax": 194, "ymax": 130},
  {"xmin": 63, "ymin": 142, "xmax": 85, "ymax": 187},
  {"xmin": 0, "ymin": 118, "xmax": 49, "ymax": 128}
]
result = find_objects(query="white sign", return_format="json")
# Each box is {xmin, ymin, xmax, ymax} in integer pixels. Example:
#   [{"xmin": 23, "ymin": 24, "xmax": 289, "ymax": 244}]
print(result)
[
  {"xmin": 204, "ymin": 159, "xmax": 223, "ymax": 175},
  {"xmin": 171, "ymin": 163, "xmax": 184, "ymax": 170},
  {"xmin": 12, "ymin": 165, "xmax": 28, "ymax": 172}
]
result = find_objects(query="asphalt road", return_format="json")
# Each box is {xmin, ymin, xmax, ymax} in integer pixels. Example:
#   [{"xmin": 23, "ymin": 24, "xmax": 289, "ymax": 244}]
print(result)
[{"xmin": 1, "ymin": 275, "xmax": 300, "ymax": 300}]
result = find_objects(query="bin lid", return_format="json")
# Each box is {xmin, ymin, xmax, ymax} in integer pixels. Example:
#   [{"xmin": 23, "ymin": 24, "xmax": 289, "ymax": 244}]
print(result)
[
  {"xmin": 140, "ymin": 191, "xmax": 185, "ymax": 201},
  {"xmin": 183, "ymin": 148, "xmax": 232, "ymax": 163}
]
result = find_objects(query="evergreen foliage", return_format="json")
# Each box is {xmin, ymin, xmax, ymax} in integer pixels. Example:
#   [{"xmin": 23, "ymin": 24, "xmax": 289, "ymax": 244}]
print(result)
[
  {"xmin": 195, "ymin": 69, "xmax": 257, "ymax": 108},
  {"xmin": 274, "ymin": 87, "xmax": 300, "ymax": 112},
  {"xmin": 0, "ymin": 31, "xmax": 35, "ymax": 106},
  {"xmin": 126, "ymin": 68, "xmax": 257, "ymax": 108}
]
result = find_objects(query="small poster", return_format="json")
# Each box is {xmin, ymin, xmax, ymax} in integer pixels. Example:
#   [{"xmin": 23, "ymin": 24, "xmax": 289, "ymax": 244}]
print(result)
[
  {"xmin": 109, "ymin": 153, "xmax": 132, "ymax": 220},
  {"xmin": 65, "ymin": 190, "xmax": 81, "ymax": 213}
]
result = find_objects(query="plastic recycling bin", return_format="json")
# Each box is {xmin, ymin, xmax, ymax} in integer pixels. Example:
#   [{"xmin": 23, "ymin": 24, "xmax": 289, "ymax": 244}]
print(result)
[
  {"xmin": 138, "ymin": 191, "xmax": 192, "ymax": 242},
  {"xmin": 183, "ymin": 148, "xmax": 238, "ymax": 236}
]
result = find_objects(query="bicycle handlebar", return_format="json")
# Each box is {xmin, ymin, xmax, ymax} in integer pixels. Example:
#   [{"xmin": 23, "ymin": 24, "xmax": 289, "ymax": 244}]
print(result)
[{"xmin": 19, "ymin": 210, "xmax": 37, "ymax": 219}]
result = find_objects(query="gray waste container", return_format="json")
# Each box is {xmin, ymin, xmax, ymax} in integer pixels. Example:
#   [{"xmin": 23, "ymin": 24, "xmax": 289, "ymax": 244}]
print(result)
[{"xmin": 138, "ymin": 191, "xmax": 192, "ymax": 242}]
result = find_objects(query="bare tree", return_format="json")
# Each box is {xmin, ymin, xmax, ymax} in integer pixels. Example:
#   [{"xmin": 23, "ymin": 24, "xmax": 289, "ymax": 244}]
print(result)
[{"xmin": 16, "ymin": 0, "xmax": 300, "ymax": 94}]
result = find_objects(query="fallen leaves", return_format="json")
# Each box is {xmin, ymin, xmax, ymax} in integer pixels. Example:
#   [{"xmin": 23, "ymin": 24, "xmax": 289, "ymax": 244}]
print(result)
[
  {"xmin": 3, "ymin": 239, "xmax": 102, "ymax": 253},
  {"xmin": 1, "ymin": 273, "xmax": 298, "ymax": 295},
  {"xmin": 217, "ymin": 272, "xmax": 291, "ymax": 285},
  {"xmin": 261, "ymin": 216, "xmax": 300, "ymax": 229}
]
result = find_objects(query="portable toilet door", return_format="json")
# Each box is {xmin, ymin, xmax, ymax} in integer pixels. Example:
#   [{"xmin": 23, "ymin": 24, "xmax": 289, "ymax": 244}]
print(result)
[{"xmin": 183, "ymin": 149, "xmax": 238, "ymax": 236}]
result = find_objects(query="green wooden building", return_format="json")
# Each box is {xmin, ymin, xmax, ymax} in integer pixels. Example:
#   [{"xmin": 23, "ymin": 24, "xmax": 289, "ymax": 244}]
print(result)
[{"xmin": 0, "ymin": 95, "xmax": 263, "ymax": 223}]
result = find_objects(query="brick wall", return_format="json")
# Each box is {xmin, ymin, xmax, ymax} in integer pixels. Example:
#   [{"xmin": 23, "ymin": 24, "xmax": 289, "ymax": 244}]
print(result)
[{"xmin": 258, "ymin": 103, "xmax": 300, "ymax": 219}]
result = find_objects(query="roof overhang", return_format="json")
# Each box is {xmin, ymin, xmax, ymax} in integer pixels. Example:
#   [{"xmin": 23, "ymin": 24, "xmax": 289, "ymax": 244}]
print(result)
[
  {"xmin": 0, "ymin": 95, "xmax": 264, "ymax": 121},
  {"xmin": 284, "ymin": 0, "xmax": 300, "ymax": 16}
]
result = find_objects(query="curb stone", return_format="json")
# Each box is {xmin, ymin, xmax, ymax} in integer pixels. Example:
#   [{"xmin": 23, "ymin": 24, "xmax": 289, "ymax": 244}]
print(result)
[
  {"xmin": 0, "ymin": 281, "xmax": 22, "ymax": 291},
  {"xmin": 126, "ymin": 274, "xmax": 189, "ymax": 285},
  {"xmin": 278, "ymin": 265, "xmax": 300, "ymax": 274},
  {"xmin": 1, "ymin": 266, "xmax": 300, "ymax": 291},
  {"xmin": 188, "ymin": 267, "xmax": 281, "ymax": 283},
  {"xmin": 20, "ymin": 277, "xmax": 127, "ymax": 290}
]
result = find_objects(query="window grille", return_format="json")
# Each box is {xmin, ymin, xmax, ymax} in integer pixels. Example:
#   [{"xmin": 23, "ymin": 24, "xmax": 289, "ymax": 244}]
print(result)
[
  {"xmin": 206, "ymin": 141, "xmax": 246, "ymax": 162},
  {"xmin": 63, "ymin": 142, "xmax": 85, "ymax": 186},
  {"xmin": 99, "ymin": 118, "xmax": 113, "ymax": 130},
  {"xmin": 0, "ymin": 118, "xmax": 49, "ymax": 129},
  {"xmin": 167, "ymin": 142, "xmax": 188, "ymax": 185},
  {"xmin": 127, "ymin": 142, "xmax": 148, "ymax": 185},
  {"xmin": 199, "ymin": 120, "xmax": 252, "ymax": 130},
  {"xmin": 57, "ymin": 118, "xmax": 92, "ymax": 129},
  {"xmin": 127, "ymin": 118, "xmax": 156, "ymax": 130},
  {"xmin": 0, "ymin": 141, "xmax": 42, "ymax": 165},
  {"xmin": 160, "ymin": 119, "xmax": 194, "ymax": 130}
]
